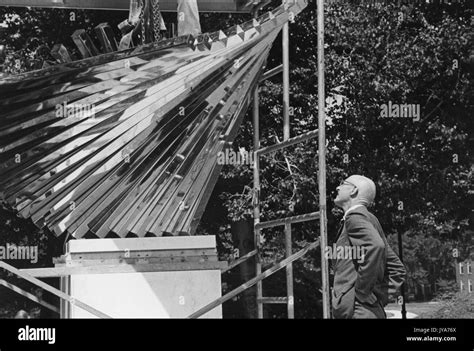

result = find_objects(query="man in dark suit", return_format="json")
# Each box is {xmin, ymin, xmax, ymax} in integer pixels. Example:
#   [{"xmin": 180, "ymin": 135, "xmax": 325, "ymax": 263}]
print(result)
[{"xmin": 331, "ymin": 175, "xmax": 406, "ymax": 319}]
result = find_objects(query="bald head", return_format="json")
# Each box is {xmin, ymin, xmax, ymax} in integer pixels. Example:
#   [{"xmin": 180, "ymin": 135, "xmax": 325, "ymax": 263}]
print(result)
[{"xmin": 346, "ymin": 175, "xmax": 376, "ymax": 206}]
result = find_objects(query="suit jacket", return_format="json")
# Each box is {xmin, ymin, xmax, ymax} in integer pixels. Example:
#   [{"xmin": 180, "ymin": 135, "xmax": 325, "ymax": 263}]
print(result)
[{"xmin": 331, "ymin": 206, "xmax": 406, "ymax": 319}]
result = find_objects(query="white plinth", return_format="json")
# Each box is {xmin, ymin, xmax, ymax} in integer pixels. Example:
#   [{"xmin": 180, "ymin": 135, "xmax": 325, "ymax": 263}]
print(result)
[{"xmin": 60, "ymin": 236, "xmax": 223, "ymax": 318}]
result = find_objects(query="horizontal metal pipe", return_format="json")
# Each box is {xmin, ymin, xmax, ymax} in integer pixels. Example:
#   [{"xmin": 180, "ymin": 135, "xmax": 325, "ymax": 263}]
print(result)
[
  {"xmin": 255, "ymin": 212, "xmax": 320, "ymax": 230},
  {"xmin": 257, "ymin": 296, "xmax": 288, "ymax": 304},
  {"xmin": 260, "ymin": 64, "xmax": 283, "ymax": 82},
  {"xmin": 256, "ymin": 129, "xmax": 319, "ymax": 156}
]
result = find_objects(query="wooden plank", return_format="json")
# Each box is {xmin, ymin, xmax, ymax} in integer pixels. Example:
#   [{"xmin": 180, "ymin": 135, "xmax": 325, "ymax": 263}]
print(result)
[
  {"xmin": 0, "ymin": 279, "xmax": 60, "ymax": 314},
  {"xmin": 20, "ymin": 261, "xmax": 228, "ymax": 277},
  {"xmin": 187, "ymin": 238, "xmax": 321, "ymax": 319},
  {"xmin": 222, "ymin": 249, "xmax": 257, "ymax": 273},
  {"xmin": 0, "ymin": 261, "xmax": 111, "ymax": 318},
  {"xmin": 66, "ymin": 236, "xmax": 217, "ymax": 253},
  {"xmin": 64, "ymin": 255, "xmax": 218, "ymax": 267},
  {"xmin": 0, "ymin": 0, "xmax": 262, "ymax": 12},
  {"xmin": 67, "ymin": 248, "xmax": 217, "ymax": 261}
]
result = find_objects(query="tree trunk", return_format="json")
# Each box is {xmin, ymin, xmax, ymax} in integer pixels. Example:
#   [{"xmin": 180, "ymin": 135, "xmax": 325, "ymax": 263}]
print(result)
[{"xmin": 231, "ymin": 219, "xmax": 257, "ymax": 318}]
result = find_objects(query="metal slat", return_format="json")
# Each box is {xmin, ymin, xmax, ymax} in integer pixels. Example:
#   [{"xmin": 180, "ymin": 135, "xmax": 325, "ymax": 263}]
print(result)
[
  {"xmin": 0, "ymin": 1, "xmax": 308, "ymax": 239},
  {"xmin": 0, "ymin": 0, "xmax": 264, "ymax": 12},
  {"xmin": 260, "ymin": 64, "xmax": 283, "ymax": 82}
]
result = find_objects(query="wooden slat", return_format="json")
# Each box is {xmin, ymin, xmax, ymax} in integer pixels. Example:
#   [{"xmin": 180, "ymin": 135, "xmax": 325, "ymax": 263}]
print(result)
[
  {"xmin": 21, "ymin": 261, "xmax": 228, "ymax": 277},
  {"xmin": 67, "ymin": 248, "xmax": 217, "ymax": 260},
  {"xmin": 0, "ymin": 261, "xmax": 111, "ymax": 318},
  {"xmin": 64, "ymin": 255, "xmax": 218, "ymax": 267},
  {"xmin": 222, "ymin": 250, "xmax": 257, "ymax": 273},
  {"xmin": 66, "ymin": 236, "xmax": 216, "ymax": 253},
  {"xmin": 0, "ymin": 279, "xmax": 60, "ymax": 314}
]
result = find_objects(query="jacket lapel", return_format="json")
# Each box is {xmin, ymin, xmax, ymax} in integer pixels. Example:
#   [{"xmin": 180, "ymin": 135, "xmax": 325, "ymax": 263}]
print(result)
[{"xmin": 335, "ymin": 218, "xmax": 345, "ymax": 242}]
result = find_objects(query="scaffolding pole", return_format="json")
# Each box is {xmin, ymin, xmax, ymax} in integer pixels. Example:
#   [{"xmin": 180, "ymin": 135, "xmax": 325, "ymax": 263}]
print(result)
[
  {"xmin": 317, "ymin": 0, "xmax": 331, "ymax": 319},
  {"xmin": 285, "ymin": 222, "xmax": 295, "ymax": 318},
  {"xmin": 282, "ymin": 20, "xmax": 290, "ymax": 141},
  {"xmin": 253, "ymin": 87, "xmax": 264, "ymax": 319},
  {"xmin": 282, "ymin": 0, "xmax": 294, "ymax": 319}
]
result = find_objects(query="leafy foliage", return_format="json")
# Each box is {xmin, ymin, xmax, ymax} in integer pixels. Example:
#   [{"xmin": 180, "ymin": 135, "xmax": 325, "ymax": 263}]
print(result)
[{"xmin": 420, "ymin": 292, "xmax": 474, "ymax": 318}]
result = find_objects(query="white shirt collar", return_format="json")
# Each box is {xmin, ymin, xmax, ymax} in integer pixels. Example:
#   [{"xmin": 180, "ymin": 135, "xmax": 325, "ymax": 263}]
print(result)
[{"xmin": 343, "ymin": 204, "xmax": 365, "ymax": 220}]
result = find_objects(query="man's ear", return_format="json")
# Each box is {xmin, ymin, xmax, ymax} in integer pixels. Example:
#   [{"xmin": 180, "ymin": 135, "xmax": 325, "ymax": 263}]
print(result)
[{"xmin": 350, "ymin": 187, "xmax": 358, "ymax": 198}]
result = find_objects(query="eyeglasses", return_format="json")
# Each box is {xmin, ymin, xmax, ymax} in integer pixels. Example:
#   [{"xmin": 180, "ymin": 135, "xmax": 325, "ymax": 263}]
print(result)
[{"xmin": 339, "ymin": 180, "xmax": 357, "ymax": 188}]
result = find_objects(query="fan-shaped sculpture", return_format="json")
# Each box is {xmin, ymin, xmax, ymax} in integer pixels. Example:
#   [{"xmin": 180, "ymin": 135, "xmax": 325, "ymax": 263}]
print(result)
[{"xmin": 0, "ymin": 0, "xmax": 307, "ymax": 240}]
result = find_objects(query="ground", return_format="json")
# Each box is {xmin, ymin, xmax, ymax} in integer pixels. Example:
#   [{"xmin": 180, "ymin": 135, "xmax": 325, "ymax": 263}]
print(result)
[
  {"xmin": 386, "ymin": 302, "xmax": 442, "ymax": 319},
  {"xmin": 386, "ymin": 293, "xmax": 474, "ymax": 319}
]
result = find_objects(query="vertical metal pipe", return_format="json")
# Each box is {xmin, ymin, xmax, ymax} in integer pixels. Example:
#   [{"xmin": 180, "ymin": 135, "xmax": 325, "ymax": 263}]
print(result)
[
  {"xmin": 317, "ymin": 0, "xmax": 330, "ymax": 319},
  {"xmin": 285, "ymin": 222, "xmax": 295, "ymax": 318},
  {"xmin": 397, "ymin": 230, "xmax": 407, "ymax": 319},
  {"xmin": 283, "ymin": 21, "xmax": 290, "ymax": 141},
  {"xmin": 253, "ymin": 87, "xmax": 263, "ymax": 319},
  {"xmin": 283, "ymin": 1, "xmax": 293, "ymax": 318}
]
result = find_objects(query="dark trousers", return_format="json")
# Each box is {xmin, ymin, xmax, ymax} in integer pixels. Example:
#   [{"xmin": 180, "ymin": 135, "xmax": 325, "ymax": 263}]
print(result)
[{"xmin": 353, "ymin": 299, "xmax": 386, "ymax": 319}]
